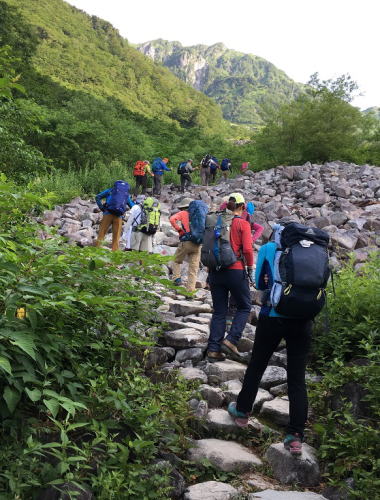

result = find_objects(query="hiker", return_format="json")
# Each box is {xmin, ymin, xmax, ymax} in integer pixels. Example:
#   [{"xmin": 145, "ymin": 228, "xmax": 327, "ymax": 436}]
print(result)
[
  {"xmin": 220, "ymin": 158, "xmax": 232, "ymax": 181},
  {"xmin": 133, "ymin": 160, "xmax": 154, "ymax": 195},
  {"xmin": 209, "ymin": 156, "xmax": 220, "ymax": 183},
  {"xmin": 241, "ymin": 161, "xmax": 249, "ymax": 173},
  {"xmin": 200, "ymin": 154, "xmax": 219, "ymax": 186},
  {"xmin": 169, "ymin": 198, "xmax": 208, "ymax": 292},
  {"xmin": 228, "ymin": 222, "xmax": 330, "ymax": 456},
  {"xmin": 152, "ymin": 157, "xmax": 170, "ymax": 196},
  {"xmin": 218, "ymin": 198, "xmax": 264, "ymax": 331},
  {"xmin": 95, "ymin": 180, "xmax": 133, "ymax": 251},
  {"xmin": 178, "ymin": 159, "xmax": 197, "ymax": 193},
  {"xmin": 123, "ymin": 195, "xmax": 160, "ymax": 252},
  {"xmin": 202, "ymin": 193, "xmax": 253, "ymax": 363}
]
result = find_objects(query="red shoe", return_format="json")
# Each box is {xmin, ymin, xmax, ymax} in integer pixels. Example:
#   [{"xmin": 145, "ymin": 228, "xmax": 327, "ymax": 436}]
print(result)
[{"xmin": 283, "ymin": 433, "xmax": 302, "ymax": 456}]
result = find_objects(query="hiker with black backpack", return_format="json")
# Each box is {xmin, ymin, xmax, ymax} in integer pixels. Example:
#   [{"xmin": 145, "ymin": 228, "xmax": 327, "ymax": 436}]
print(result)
[
  {"xmin": 151, "ymin": 157, "xmax": 171, "ymax": 196},
  {"xmin": 200, "ymin": 154, "xmax": 217, "ymax": 186},
  {"xmin": 133, "ymin": 160, "xmax": 154, "ymax": 196},
  {"xmin": 123, "ymin": 195, "xmax": 161, "ymax": 252},
  {"xmin": 201, "ymin": 193, "xmax": 253, "ymax": 363},
  {"xmin": 177, "ymin": 159, "xmax": 198, "ymax": 193},
  {"xmin": 227, "ymin": 222, "xmax": 330, "ymax": 457},
  {"xmin": 95, "ymin": 181, "xmax": 134, "ymax": 251},
  {"xmin": 170, "ymin": 198, "xmax": 208, "ymax": 292}
]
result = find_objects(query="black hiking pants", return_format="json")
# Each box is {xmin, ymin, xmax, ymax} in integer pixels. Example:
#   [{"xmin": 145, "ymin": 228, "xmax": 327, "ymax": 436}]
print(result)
[
  {"xmin": 180, "ymin": 173, "xmax": 192, "ymax": 192},
  {"xmin": 134, "ymin": 175, "xmax": 147, "ymax": 195},
  {"xmin": 153, "ymin": 174, "xmax": 162, "ymax": 196},
  {"xmin": 236, "ymin": 315, "xmax": 312, "ymax": 437}
]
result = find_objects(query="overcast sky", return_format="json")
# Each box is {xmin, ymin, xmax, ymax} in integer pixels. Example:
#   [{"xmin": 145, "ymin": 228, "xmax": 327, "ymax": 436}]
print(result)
[{"xmin": 66, "ymin": 0, "xmax": 379, "ymax": 109}]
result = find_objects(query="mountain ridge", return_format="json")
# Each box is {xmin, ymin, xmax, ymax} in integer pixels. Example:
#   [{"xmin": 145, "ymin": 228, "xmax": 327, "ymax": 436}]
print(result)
[{"xmin": 138, "ymin": 39, "xmax": 303, "ymax": 125}]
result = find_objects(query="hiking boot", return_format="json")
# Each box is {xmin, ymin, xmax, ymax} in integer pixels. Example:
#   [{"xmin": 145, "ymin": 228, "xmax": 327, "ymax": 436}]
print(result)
[
  {"xmin": 206, "ymin": 351, "xmax": 226, "ymax": 363},
  {"xmin": 221, "ymin": 339, "xmax": 244, "ymax": 362},
  {"xmin": 227, "ymin": 402, "xmax": 249, "ymax": 428},
  {"xmin": 173, "ymin": 278, "xmax": 182, "ymax": 286},
  {"xmin": 283, "ymin": 433, "xmax": 303, "ymax": 456}
]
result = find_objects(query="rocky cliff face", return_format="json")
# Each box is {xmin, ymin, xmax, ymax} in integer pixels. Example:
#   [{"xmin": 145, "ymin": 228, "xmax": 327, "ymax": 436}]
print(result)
[{"xmin": 137, "ymin": 39, "xmax": 302, "ymax": 125}]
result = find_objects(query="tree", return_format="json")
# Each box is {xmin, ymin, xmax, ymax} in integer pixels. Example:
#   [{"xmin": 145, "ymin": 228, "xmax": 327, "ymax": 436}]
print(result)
[{"xmin": 254, "ymin": 74, "xmax": 366, "ymax": 168}]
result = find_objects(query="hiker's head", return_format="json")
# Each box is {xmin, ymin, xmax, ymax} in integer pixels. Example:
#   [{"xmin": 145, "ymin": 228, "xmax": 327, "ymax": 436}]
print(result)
[
  {"xmin": 227, "ymin": 192, "xmax": 245, "ymax": 214},
  {"xmin": 136, "ymin": 195, "xmax": 146, "ymax": 204},
  {"xmin": 143, "ymin": 160, "xmax": 150, "ymax": 165},
  {"xmin": 188, "ymin": 159, "xmax": 193, "ymax": 163},
  {"xmin": 163, "ymin": 157, "xmax": 169, "ymax": 164},
  {"xmin": 177, "ymin": 198, "xmax": 192, "ymax": 210}
]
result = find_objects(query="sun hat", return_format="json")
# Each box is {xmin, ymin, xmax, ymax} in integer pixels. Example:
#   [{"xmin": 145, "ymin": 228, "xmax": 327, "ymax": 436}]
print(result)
[
  {"xmin": 143, "ymin": 160, "xmax": 150, "ymax": 164},
  {"xmin": 136, "ymin": 194, "xmax": 146, "ymax": 204},
  {"xmin": 228, "ymin": 192, "xmax": 245, "ymax": 204},
  {"xmin": 177, "ymin": 198, "xmax": 193, "ymax": 209}
]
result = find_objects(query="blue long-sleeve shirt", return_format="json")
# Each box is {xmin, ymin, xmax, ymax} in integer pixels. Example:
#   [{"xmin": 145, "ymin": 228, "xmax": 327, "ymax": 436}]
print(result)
[
  {"xmin": 152, "ymin": 159, "xmax": 171, "ymax": 176},
  {"xmin": 95, "ymin": 188, "xmax": 134, "ymax": 217},
  {"xmin": 255, "ymin": 242, "xmax": 285, "ymax": 318}
]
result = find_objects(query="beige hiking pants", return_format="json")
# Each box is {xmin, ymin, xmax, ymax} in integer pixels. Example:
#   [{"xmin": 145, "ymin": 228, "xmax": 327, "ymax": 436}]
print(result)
[
  {"xmin": 172, "ymin": 241, "xmax": 201, "ymax": 292},
  {"xmin": 96, "ymin": 214, "xmax": 122, "ymax": 251}
]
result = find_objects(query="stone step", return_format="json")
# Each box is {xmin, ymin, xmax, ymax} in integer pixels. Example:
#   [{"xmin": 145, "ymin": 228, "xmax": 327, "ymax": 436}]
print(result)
[
  {"xmin": 164, "ymin": 328, "xmax": 208, "ymax": 349},
  {"xmin": 205, "ymin": 408, "xmax": 263, "ymax": 433},
  {"xmin": 184, "ymin": 481, "xmax": 238, "ymax": 500},
  {"xmin": 260, "ymin": 397, "xmax": 289, "ymax": 427},
  {"xmin": 169, "ymin": 300, "xmax": 212, "ymax": 316},
  {"xmin": 188, "ymin": 438, "xmax": 262, "ymax": 472},
  {"xmin": 208, "ymin": 360, "xmax": 247, "ymax": 384},
  {"xmin": 265, "ymin": 443, "xmax": 320, "ymax": 486},
  {"xmin": 248, "ymin": 490, "xmax": 327, "ymax": 499}
]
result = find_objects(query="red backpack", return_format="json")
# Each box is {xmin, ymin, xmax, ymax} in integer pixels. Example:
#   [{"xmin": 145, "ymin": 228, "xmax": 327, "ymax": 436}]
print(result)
[{"xmin": 133, "ymin": 161, "xmax": 146, "ymax": 176}]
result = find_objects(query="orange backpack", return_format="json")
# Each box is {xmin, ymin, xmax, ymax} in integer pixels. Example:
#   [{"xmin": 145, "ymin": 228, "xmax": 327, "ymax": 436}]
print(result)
[{"xmin": 133, "ymin": 161, "xmax": 146, "ymax": 176}]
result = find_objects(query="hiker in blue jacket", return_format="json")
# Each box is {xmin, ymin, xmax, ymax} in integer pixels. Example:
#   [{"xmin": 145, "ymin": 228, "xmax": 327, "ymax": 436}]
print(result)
[
  {"xmin": 95, "ymin": 184, "xmax": 134, "ymax": 251},
  {"xmin": 152, "ymin": 157, "xmax": 171, "ymax": 196},
  {"xmin": 228, "ymin": 224, "xmax": 313, "ymax": 457}
]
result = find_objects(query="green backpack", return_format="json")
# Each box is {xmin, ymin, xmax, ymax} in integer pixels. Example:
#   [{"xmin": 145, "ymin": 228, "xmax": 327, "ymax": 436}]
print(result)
[{"xmin": 137, "ymin": 197, "xmax": 161, "ymax": 235}]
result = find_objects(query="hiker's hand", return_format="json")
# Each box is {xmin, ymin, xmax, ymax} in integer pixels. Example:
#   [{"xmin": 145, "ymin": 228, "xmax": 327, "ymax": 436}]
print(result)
[{"xmin": 247, "ymin": 267, "xmax": 255, "ymax": 285}]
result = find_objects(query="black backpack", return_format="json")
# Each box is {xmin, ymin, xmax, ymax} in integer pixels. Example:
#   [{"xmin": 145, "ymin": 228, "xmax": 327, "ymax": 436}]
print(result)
[
  {"xmin": 270, "ymin": 223, "xmax": 330, "ymax": 319},
  {"xmin": 201, "ymin": 212, "xmax": 239, "ymax": 270},
  {"xmin": 201, "ymin": 154, "xmax": 212, "ymax": 168},
  {"xmin": 177, "ymin": 161, "xmax": 187, "ymax": 175}
]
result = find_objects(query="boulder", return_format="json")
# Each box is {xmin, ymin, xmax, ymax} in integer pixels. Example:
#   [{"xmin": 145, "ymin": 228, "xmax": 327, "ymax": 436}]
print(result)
[
  {"xmin": 208, "ymin": 360, "xmax": 247, "ymax": 384},
  {"xmin": 188, "ymin": 438, "xmax": 262, "ymax": 471},
  {"xmin": 260, "ymin": 397, "xmax": 289, "ymax": 426},
  {"xmin": 145, "ymin": 347, "xmax": 173, "ymax": 369},
  {"xmin": 169, "ymin": 300, "xmax": 212, "ymax": 316},
  {"xmin": 259, "ymin": 366, "xmax": 287, "ymax": 389},
  {"xmin": 179, "ymin": 367, "xmax": 208, "ymax": 383},
  {"xmin": 248, "ymin": 490, "xmax": 327, "ymax": 499},
  {"xmin": 175, "ymin": 348, "xmax": 204, "ymax": 363},
  {"xmin": 199, "ymin": 385, "xmax": 225, "ymax": 408},
  {"xmin": 265, "ymin": 443, "xmax": 320, "ymax": 486},
  {"xmin": 164, "ymin": 329, "xmax": 208, "ymax": 349},
  {"xmin": 183, "ymin": 481, "xmax": 239, "ymax": 500}
]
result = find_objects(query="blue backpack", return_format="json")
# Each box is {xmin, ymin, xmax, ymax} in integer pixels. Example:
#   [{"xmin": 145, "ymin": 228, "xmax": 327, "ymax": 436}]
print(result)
[
  {"xmin": 152, "ymin": 158, "xmax": 162, "ymax": 173},
  {"xmin": 177, "ymin": 161, "xmax": 187, "ymax": 175},
  {"xmin": 221, "ymin": 158, "xmax": 231, "ymax": 171},
  {"xmin": 210, "ymin": 156, "xmax": 219, "ymax": 172},
  {"xmin": 106, "ymin": 181, "xmax": 130, "ymax": 216},
  {"xmin": 180, "ymin": 200, "xmax": 209, "ymax": 244}
]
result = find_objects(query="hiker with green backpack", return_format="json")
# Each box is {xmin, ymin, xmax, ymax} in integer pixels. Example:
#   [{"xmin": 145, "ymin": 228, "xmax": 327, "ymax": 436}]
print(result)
[
  {"xmin": 227, "ymin": 221, "xmax": 331, "ymax": 457},
  {"xmin": 123, "ymin": 195, "xmax": 161, "ymax": 252}
]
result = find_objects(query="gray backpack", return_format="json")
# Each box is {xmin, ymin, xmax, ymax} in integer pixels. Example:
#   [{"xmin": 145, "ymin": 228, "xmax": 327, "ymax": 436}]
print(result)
[{"xmin": 201, "ymin": 212, "xmax": 239, "ymax": 270}]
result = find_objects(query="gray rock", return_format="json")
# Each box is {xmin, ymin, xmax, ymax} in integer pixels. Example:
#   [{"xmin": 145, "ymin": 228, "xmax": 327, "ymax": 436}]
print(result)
[
  {"xmin": 176, "ymin": 348, "xmax": 204, "ymax": 363},
  {"xmin": 330, "ymin": 212, "xmax": 349, "ymax": 227},
  {"xmin": 145, "ymin": 347, "xmax": 173, "ymax": 369},
  {"xmin": 265, "ymin": 443, "xmax": 320, "ymax": 486},
  {"xmin": 268, "ymin": 352, "xmax": 287, "ymax": 368},
  {"xmin": 188, "ymin": 438, "xmax": 262, "ymax": 472},
  {"xmin": 270, "ymin": 383, "xmax": 288, "ymax": 397},
  {"xmin": 179, "ymin": 367, "xmax": 208, "ymax": 383},
  {"xmin": 170, "ymin": 300, "xmax": 212, "ymax": 316},
  {"xmin": 237, "ymin": 337, "xmax": 254, "ymax": 352},
  {"xmin": 194, "ymin": 400, "xmax": 209, "ymax": 418},
  {"xmin": 308, "ymin": 191, "xmax": 330, "ymax": 206},
  {"xmin": 330, "ymin": 231, "xmax": 358, "ymax": 250},
  {"xmin": 199, "ymin": 384, "xmax": 225, "ymax": 408},
  {"xmin": 248, "ymin": 490, "xmax": 327, "ymax": 499},
  {"xmin": 184, "ymin": 481, "xmax": 239, "ymax": 500},
  {"xmin": 260, "ymin": 397, "xmax": 289, "ymax": 426},
  {"xmin": 260, "ymin": 366, "xmax": 287, "ymax": 389},
  {"xmin": 164, "ymin": 329, "xmax": 208, "ymax": 349},
  {"xmin": 208, "ymin": 360, "xmax": 247, "ymax": 384}
]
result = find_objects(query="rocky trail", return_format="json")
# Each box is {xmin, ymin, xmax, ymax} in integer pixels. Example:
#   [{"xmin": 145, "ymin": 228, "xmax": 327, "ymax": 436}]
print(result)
[{"xmin": 40, "ymin": 161, "xmax": 379, "ymax": 499}]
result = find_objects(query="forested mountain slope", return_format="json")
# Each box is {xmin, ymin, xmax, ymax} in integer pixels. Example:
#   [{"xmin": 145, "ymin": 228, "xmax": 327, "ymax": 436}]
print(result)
[
  {"xmin": 138, "ymin": 39, "xmax": 303, "ymax": 125},
  {"xmin": 3, "ymin": 0, "xmax": 225, "ymax": 131}
]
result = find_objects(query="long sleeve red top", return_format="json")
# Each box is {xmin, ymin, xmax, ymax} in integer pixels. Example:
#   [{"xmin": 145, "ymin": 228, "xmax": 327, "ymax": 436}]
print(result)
[
  {"xmin": 229, "ymin": 217, "xmax": 254, "ymax": 269},
  {"xmin": 169, "ymin": 210, "xmax": 190, "ymax": 237}
]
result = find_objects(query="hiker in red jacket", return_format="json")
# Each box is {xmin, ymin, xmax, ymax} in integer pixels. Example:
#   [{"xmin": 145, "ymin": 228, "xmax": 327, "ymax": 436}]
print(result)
[
  {"xmin": 133, "ymin": 160, "xmax": 153, "ymax": 196},
  {"xmin": 207, "ymin": 193, "xmax": 253, "ymax": 363}
]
